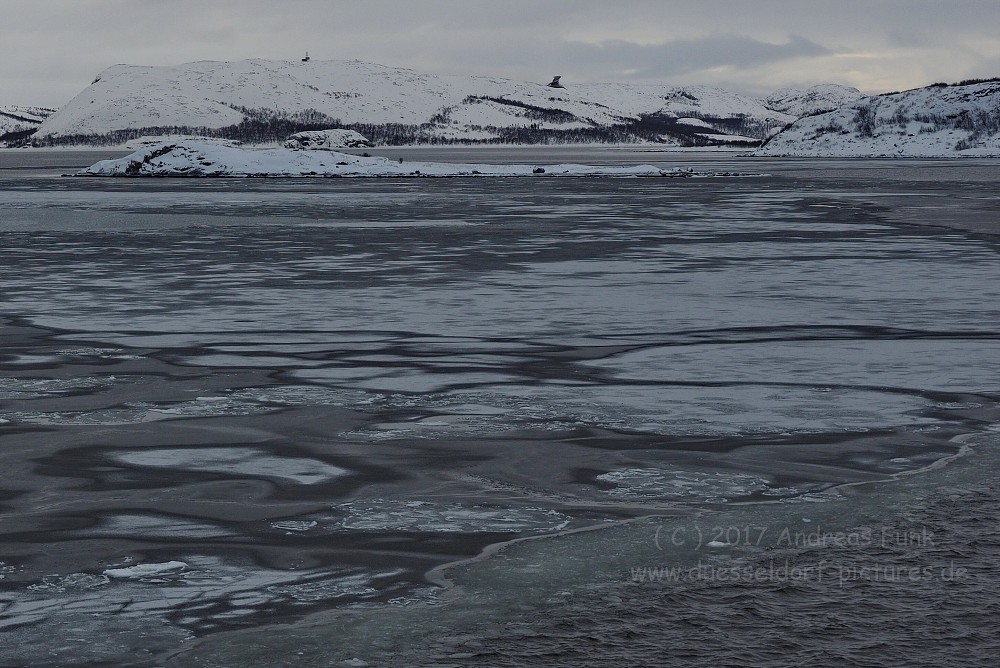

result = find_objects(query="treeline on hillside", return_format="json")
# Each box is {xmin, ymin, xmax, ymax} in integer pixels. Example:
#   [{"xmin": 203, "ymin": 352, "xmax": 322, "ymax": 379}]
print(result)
[
  {"xmin": 779, "ymin": 95, "xmax": 1000, "ymax": 152},
  {"xmin": 26, "ymin": 104, "xmax": 765, "ymax": 147},
  {"xmin": 844, "ymin": 99, "xmax": 1000, "ymax": 141},
  {"xmin": 0, "ymin": 128, "xmax": 38, "ymax": 144},
  {"xmin": 922, "ymin": 77, "xmax": 1000, "ymax": 90},
  {"xmin": 462, "ymin": 96, "xmax": 580, "ymax": 124},
  {"xmin": 632, "ymin": 112, "xmax": 780, "ymax": 141}
]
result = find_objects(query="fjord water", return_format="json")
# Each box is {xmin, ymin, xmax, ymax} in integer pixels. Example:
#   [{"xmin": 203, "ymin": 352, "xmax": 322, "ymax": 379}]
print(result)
[{"xmin": 1, "ymin": 148, "xmax": 999, "ymax": 666}]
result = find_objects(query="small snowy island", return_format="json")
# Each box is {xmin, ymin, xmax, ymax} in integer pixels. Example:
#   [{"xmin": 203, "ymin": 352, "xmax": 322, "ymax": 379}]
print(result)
[
  {"xmin": 283, "ymin": 129, "xmax": 372, "ymax": 149},
  {"xmin": 77, "ymin": 140, "xmax": 720, "ymax": 178}
]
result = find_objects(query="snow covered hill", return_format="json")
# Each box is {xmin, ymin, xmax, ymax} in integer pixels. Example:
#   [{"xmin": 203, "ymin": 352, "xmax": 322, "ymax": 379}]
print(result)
[
  {"xmin": 33, "ymin": 58, "xmax": 796, "ymax": 146},
  {"xmin": 0, "ymin": 105, "xmax": 56, "ymax": 144},
  {"xmin": 763, "ymin": 84, "xmax": 864, "ymax": 117},
  {"xmin": 756, "ymin": 79, "xmax": 1000, "ymax": 157}
]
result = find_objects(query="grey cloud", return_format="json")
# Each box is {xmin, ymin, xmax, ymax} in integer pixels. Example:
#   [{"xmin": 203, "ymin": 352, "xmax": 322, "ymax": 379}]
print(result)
[
  {"xmin": 886, "ymin": 29, "xmax": 935, "ymax": 48},
  {"xmin": 412, "ymin": 32, "xmax": 832, "ymax": 88},
  {"xmin": 3, "ymin": 0, "xmax": 1000, "ymax": 106},
  {"xmin": 559, "ymin": 34, "xmax": 831, "ymax": 80}
]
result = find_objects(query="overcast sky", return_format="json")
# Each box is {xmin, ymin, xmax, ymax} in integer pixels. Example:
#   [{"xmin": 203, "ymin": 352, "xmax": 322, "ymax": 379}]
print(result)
[{"xmin": 3, "ymin": 0, "xmax": 999, "ymax": 107}]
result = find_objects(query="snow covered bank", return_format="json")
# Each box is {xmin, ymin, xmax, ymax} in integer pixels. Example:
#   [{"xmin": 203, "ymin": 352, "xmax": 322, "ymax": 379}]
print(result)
[{"xmin": 76, "ymin": 140, "xmax": 727, "ymax": 177}]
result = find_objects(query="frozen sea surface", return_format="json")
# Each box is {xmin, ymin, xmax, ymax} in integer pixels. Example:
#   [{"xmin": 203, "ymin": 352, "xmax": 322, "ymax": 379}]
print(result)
[{"xmin": 2, "ymin": 148, "xmax": 1000, "ymax": 666}]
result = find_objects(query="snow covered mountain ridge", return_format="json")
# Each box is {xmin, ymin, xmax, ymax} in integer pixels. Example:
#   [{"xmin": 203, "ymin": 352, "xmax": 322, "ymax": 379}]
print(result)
[
  {"xmin": 29, "ymin": 58, "xmax": 855, "ymax": 147},
  {"xmin": 756, "ymin": 78, "xmax": 1000, "ymax": 157},
  {"xmin": 764, "ymin": 84, "xmax": 863, "ymax": 117}
]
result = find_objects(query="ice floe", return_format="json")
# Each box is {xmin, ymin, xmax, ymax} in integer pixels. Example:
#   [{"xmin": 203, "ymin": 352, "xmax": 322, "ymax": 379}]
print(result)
[
  {"xmin": 596, "ymin": 468, "xmax": 807, "ymax": 503},
  {"xmin": 103, "ymin": 561, "xmax": 188, "ymax": 579},
  {"xmin": 267, "ymin": 500, "xmax": 570, "ymax": 534},
  {"xmin": 109, "ymin": 447, "xmax": 349, "ymax": 485},
  {"xmin": 0, "ymin": 554, "xmax": 411, "ymax": 664},
  {"xmin": 334, "ymin": 500, "xmax": 570, "ymax": 533}
]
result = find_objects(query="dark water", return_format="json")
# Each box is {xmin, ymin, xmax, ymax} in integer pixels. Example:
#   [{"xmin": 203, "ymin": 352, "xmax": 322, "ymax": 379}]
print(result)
[{"xmin": 1, "ymin": 148, "xmax": 999, "ymax": 666}]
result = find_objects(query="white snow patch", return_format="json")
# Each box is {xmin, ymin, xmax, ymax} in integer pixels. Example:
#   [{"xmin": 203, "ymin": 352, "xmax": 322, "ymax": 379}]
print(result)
[
  {"xmin": 676, "ymin": 117, "xmax": 714, "ymax": 129},
  {"xmin": 696, "ymin": 132, "xmax": 759, "ymax": 143}
]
